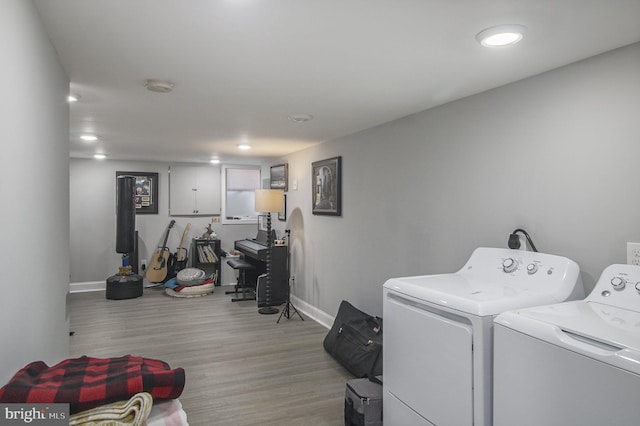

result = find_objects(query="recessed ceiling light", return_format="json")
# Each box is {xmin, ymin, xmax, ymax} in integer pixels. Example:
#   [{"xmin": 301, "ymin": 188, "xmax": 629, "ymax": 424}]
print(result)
[
  {"xmin": 93, "ymin": 153, "xmax": 106, "ymax": 159},
  {"xmin": 80, "ymin": 134, "xmax": 98, "ymax": 141},
  {"xmin": 288, "ymin": 113, "xmax": 313, "ymax": 123},
  {"xmin": 476, "ymin": 24, "xmax": 527, "ymax": 47},
  {"xmin": 144, "ymin": 79, "xmax": 175, "ymax": 93},
  {"xmin": 237, "ymin": 144, "xmax": 251, "ymax": 150},
  {"xmin": 67, "ymin": 94, "xmax": 80, "ymax": 102}
]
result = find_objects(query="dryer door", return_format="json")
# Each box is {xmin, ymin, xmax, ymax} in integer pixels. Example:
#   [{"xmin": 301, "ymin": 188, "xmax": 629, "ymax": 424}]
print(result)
[{"xmin": 384, "ymin": 292, "xmax": 474, "ymax": 426}]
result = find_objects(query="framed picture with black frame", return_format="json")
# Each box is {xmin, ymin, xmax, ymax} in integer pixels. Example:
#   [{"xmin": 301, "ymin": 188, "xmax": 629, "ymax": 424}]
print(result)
[
  {"xmin": 311, "ymin": 156, "xmax": 341, "ymax": 216},
  {"xmin": 115, "ymin": 171, "xmax": 159, "ymax": 214},
  {"xmin": 270, "ymin": 163, "xmax": 288, "ymax": 191}
]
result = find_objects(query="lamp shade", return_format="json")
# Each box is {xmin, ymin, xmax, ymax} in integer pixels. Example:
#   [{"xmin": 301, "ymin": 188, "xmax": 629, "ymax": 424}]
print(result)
[{"xmin": 255, "ymin": 189, "xmax": 284, "ymax": 213}]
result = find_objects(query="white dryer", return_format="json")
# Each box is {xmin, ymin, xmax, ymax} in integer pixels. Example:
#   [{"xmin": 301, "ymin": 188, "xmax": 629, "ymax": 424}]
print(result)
[
  {"xmin": 493, "ymin": 264, "xmax": 640, "ymax": 426},
  {"xmin": 383, "ymin": 247, "xmax": 584, "ymax": 426}
]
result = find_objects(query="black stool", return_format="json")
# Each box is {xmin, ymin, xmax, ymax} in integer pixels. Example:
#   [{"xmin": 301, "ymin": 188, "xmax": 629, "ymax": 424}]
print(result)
[{"xmin": 225, "ymin": 257, "xmax": 256, "ymax": 302}]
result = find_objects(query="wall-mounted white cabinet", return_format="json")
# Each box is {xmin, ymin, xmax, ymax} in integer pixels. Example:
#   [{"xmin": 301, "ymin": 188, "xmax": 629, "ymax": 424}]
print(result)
[{"xmin": 169, "ymin": 165, "xmax": 221, "ymax": 216}]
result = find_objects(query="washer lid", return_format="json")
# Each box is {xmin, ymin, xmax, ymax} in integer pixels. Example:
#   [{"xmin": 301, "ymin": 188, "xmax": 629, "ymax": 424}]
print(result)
[
  {"xmin": 496, "ymin": 301, "xmax": 640, "ymax": 373},
  {"xmin": 497, "ymin": 300, "xmax": 640, "ymax": 351},
  {"xmin": 384, "ymin": 273, "xmax": 560, "ymax": 317}
]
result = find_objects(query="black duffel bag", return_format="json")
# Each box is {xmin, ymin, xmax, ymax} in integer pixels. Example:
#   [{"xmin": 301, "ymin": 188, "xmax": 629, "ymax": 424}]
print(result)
[{"xmin": 323, "ymin": 300, "xmax": 383, "ymax": 378}]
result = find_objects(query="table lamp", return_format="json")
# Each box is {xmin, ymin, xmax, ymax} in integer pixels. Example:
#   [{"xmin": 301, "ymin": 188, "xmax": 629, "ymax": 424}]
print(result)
[{"xmin": 255, "ymin": 189, "xmax": 284, "ymax": 314}]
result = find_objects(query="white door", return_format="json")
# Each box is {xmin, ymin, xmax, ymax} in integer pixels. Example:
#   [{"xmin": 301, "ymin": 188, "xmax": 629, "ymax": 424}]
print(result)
[
  {"xmin": 193, "ymin": 166, "xmax": 220, "ymax": 215},
  {"xmin": 169, "ymin": 166, "xmax": 197, "ymax": 215},
  {"xmin": 384, "ymin": 292, "xmax": 474, "ymax": 425}
]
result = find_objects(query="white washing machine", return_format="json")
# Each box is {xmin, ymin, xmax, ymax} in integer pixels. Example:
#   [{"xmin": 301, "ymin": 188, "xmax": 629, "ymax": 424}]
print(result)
[
  {"xmin": 383, "ymin": 247, "xmax": 584, "ymax": 426},
  {"xmin": 493, "ymin": 264, "xmax": 640, "ymax": 426}
]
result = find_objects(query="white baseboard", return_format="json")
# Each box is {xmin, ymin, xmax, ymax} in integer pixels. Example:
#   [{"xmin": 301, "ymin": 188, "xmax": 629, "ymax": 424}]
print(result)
[
  {"xmin": 71, "ymin": 279, "xmax": 160, "ymax": 293},
  {"xmin": 69, "ymin": 281, "xmax": 105, "ymax": 293},
  {"xmin": 69, "ymin": 282, "xmax": 336, "ymax": 329},
  {"xmin": 290, "ymin": 295, "xmax": 334, "ymax": 329}
]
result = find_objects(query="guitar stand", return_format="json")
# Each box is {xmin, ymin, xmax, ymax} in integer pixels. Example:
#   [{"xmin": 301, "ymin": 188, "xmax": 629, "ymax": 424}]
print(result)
[{"xmin": 277, "ymin": 297, "xmax": 303, "ymax": 323}]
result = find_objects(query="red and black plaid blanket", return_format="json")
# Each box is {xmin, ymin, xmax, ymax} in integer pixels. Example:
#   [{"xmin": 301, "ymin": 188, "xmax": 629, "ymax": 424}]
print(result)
[{"xmin": 0, "ymin": 355, "xmax": 185, "ymax": 414}]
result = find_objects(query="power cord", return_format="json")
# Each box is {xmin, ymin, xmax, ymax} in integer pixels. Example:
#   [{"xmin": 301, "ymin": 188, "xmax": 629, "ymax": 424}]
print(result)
[{"xmin": 508, "ymin": 228, "xmax": 538, "ymax": 252}]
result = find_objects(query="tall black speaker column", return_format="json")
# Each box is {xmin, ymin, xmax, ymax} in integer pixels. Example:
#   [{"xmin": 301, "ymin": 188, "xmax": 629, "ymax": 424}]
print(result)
[{"xmin": 107, "ymin": 175, "xmax": 143, "ymax": 300}]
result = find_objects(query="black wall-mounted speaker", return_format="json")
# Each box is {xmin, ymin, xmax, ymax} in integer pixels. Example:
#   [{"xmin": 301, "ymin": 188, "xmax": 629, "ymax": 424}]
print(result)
[{"xmin": 116, "ymin": 175, "xmax": 136, "ymax": 254}]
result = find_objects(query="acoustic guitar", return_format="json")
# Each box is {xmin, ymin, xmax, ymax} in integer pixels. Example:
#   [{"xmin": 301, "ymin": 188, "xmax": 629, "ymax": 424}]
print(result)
[
  {"xmin": 146, "ymin": 220, "xmax": 176, "ymax": 283},
  {"xmin": 175, "ymin": 223, "xmax": 191, "ymax": 272}
]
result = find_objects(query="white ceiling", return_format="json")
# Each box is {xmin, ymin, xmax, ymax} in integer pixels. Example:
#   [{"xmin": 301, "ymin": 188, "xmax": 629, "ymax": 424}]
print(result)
[{"xmin": 34, "ymin": 0, "xmax": 640, "ymax": 164}]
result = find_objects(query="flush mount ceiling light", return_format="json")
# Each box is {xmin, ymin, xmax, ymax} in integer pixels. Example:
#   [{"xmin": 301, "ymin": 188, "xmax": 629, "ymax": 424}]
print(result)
[
  {"xmin": 80, "ymin": 134, "xmax": 98, "ymax": 142},
  {"xmin": 288, "ymin": 113, "xmax": 313, "ymax": 123},
  {"xmin": 476, "ymin": 24, "xmax": 527, "ymax": 47},
  {"xmin": 237, "ymin": 144, "xmax": 251, "ymax": 150},
  {"xmin": 144, "ymin": 79, "xmax": 175, "ymax": 93},
  {"xmin": 210, "ymin": 158, "xmax": 220, "ymax": 164}
]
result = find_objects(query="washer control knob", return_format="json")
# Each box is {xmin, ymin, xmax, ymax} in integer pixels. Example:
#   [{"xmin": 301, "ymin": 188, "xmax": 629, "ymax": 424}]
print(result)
[
  {"xmin": 502, "ymin": 258, "xmax": 518, "ymax": 273},
  {"xmin": 635, "ymin": 282, "xmax": 640, "ymax": 295},
  {"xmin": 526, "ymin": 263, "xmax": 538, "ymax": 275},
  {"xmin": 611, "ymin": 277, "xmax": 626, "ymax": 291}
]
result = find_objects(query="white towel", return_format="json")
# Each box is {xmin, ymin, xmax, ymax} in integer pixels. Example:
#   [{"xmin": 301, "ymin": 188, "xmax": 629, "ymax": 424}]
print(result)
[{"xmin": 69, "ymin": 392, "xmax": 153, "ymax": 426}]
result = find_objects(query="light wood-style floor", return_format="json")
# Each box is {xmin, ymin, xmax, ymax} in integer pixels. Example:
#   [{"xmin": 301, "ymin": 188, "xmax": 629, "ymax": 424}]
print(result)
[{"xmin": 68, "ymin": 286, "xmax": 352, "ymax": 426}]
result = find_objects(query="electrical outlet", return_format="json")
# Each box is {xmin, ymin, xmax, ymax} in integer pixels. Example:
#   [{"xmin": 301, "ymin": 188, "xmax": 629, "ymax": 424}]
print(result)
[
  {"xmin": 508, "ymin": 233, "xmax": 527, "ymax": 250},
  {"xmin": 627, "ymin": 242, "xmax": 640, "ymax": 265},
  {"xmin": 140, "ymin": 259, "xmax": 147, "ymax": 271}
]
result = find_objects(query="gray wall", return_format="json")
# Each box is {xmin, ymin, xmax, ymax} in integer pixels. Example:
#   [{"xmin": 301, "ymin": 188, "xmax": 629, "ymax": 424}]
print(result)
[
  {"xmin": 0, "ymin": 0, "xmax": 70, "ymax": 385},
  {"xmin": 69, "ymin": 159, "xmax": 264, "ymax": 285},
  {"xmin": 280, "ymin": 42, "xmax": 640, "ymax": 318},
  {"xmin": 68, "ymin": 43, "xmax": 639, "ymax": 326}
]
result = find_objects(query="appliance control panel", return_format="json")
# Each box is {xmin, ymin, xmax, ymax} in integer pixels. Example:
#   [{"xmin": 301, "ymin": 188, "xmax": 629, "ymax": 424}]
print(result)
[
  {"xmin": 459, "ymin": 248, "xmax": 583, "ymax": 302},
  {"xmin": 460, "ymin": 248, "xmax": 579, "ymax": 282},
  {"xmin": 497, "ymin": 255, "xmax": 561, "ymax": 280},
  {"xmin": 587, "ymin": 264, "xmax": 640, "ymax": 312},
  {"xmin": 501, "ymin": 257, "xmax": 545, "ymax": 275}
]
